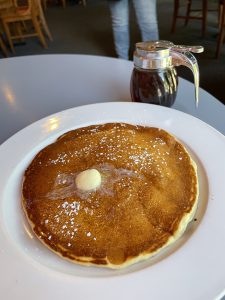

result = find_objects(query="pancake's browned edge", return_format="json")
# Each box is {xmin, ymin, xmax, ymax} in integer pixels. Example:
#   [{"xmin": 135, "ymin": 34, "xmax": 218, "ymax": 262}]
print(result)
[{"xmin": 22, "ymin": 123, "xmax": 198, "ymax": 269}]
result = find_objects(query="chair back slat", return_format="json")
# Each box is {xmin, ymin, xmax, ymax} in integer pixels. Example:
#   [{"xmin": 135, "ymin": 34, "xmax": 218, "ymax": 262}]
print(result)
[{"xmin": 0, "ymin": 0, "xmax": 14, "ymax": 9}]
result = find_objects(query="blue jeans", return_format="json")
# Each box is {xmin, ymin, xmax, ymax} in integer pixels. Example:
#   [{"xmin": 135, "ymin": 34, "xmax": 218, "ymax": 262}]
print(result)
[{"xmin": 109, "ymin": 0, "xmax": 159, "ymax": 60}]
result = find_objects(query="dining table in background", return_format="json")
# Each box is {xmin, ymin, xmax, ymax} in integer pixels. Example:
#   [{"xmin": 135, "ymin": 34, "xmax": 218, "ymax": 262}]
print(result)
[{"xmin": 0, "ymin": 54, "xmax": 224, "ymax": 145}]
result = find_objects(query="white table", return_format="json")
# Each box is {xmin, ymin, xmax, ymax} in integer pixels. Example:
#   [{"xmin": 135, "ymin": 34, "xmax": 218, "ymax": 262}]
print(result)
[
  {"xmin": 0, "ymin": 54, "xmax": 224, "ymax": 145},
  {"xmin": 0, "ymin": 55, "xmax": 225, "ymax": 300}
]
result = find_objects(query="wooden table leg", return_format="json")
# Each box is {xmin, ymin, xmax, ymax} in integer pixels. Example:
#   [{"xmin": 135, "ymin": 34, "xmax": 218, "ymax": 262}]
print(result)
[
  {"xmin": 185, "ymin": 0, "xmax": 192, "ymax": 26},
  {"xmin": 202, "ymin": 0, "xmax": 208, "ymax": 37},
  {"xmin": 216, "ymin": 0, "xmax": 225, "ymax": 58},
  {"xmin": 171, "ymin": 0, "xmax": 179, "ymax": 33},
  {"xmin": 0, "ymin": 35, "xmax": 8, "ymax": 57}
]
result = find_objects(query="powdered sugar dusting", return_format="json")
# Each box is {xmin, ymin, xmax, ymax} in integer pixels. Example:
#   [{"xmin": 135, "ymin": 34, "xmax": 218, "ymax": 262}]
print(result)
[{"xmin": 38, "ymin": 123, "xmax": 185, "ymax": 249}]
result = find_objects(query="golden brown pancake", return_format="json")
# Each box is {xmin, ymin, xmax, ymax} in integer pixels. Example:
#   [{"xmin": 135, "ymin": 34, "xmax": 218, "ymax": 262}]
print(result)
[{"xmin": 22, "ymin": 123, "xmax": 198, "ymax": 268}]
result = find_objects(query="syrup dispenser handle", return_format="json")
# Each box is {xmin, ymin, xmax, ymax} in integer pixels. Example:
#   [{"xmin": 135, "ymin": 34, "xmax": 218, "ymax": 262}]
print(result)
[
  {"xmin": 170, "ymin": 45, "xmax": 204, "ymax": 107},
  {"xmin": 171, "ymin": 45, "xmax": 204, "ymax": 54}
]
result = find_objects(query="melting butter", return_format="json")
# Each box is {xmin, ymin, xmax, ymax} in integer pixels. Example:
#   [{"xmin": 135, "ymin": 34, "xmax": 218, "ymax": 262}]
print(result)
[{"xmin": 75, "ymin": 169, "xmax": 101, "ymax": 191}]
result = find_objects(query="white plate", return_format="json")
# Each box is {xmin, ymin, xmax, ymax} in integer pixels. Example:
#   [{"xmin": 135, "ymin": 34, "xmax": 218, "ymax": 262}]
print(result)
[{"xmin": 0, "ymin": 102, "xmax": 225, "ymax": 300}]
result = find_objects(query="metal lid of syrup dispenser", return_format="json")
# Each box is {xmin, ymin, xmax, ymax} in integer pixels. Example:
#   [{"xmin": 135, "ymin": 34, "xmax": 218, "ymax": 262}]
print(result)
[{"xmin": 134, "ymin": 43, "xmax": 172, "ymax": 70}]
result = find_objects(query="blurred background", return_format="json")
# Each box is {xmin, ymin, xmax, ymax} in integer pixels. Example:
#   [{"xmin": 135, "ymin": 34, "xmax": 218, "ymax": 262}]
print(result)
[{"xmin": 0, "ymin": 0, "xmax": 225, "ymax": 105}]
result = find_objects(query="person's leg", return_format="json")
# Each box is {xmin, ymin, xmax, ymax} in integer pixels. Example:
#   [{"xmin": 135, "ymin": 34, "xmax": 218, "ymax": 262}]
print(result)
[
  {"xmin": 133, "ymin": 0, "xmax": 159, "ymax": 41},
  {"xmin": 108, "ymin": 0, "xmax": 130, "ymax": 59}
]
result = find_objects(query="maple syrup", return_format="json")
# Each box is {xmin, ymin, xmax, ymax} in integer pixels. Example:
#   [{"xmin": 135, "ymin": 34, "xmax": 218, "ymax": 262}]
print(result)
[{"xmin": 131, "ymin": 66, "xmax": 178, "ymax": 107}]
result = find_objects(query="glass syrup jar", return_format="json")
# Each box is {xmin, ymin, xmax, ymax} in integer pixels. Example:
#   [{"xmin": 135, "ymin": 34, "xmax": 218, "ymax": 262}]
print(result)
[{"xmin": 130, "ymin": 40, "xmax": 204, "ymax": 107}]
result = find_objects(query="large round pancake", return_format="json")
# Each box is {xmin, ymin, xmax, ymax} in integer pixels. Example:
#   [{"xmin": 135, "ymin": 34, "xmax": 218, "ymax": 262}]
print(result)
[{"xmin": 22, "ymin": 123, "xmax": 198, "ymax": 269}]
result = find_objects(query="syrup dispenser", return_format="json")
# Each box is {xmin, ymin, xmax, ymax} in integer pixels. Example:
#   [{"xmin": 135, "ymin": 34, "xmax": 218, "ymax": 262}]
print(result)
[{"xmin": 130, "ymin": 40, "xmax": 204, "ymax": 107}]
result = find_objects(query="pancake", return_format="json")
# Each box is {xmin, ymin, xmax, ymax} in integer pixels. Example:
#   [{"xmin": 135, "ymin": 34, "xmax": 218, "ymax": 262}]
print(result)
[{"xmin": 22, "ymin": 123, "xmax": 198, "ymax": 269}]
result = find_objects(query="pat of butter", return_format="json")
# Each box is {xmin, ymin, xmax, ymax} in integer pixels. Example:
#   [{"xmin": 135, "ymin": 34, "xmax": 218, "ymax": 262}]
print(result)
[{"xmin": 75, "ymin": 169, "xmax": 101, "ymax": 191}]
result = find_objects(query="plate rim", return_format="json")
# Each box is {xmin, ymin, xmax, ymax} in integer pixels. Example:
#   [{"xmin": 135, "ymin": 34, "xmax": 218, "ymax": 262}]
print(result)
[{"xmin": 0, "ymin": 102, "xmax": 225, "ymax": 300}]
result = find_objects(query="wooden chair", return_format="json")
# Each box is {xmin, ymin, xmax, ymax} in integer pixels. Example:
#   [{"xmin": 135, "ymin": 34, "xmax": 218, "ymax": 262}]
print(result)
[
  {"xmin": 0, "ymin": 0, "xmax": 51, "ymax": 53},
  {"xmin": 216, "ymin": 0, "xmax": 225, "ymax": 58},
  {"xmin": 0, "ymin": 0, "xmax": 14, "ymax": 10},
  {"xmin": 19, "ymin": 0, "xmax": 53, "ymax": 41},
  {"xmin": 171, "ymin": 0, "xmax": 208, "ymax": 37}
]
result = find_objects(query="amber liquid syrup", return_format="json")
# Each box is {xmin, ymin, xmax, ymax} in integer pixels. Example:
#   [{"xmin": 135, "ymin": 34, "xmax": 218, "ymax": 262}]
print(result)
[{"xmin": 130, "ymin": 67, "xmax": 178, "ymax": 107}]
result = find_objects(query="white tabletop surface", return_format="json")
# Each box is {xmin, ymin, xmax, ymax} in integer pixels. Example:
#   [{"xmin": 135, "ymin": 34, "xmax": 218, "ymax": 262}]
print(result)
[
  {"xmin": 0, "ymin": 54, "xmax": 224, "ymax": 145},
  {"xmin": 0, "ymin": 54, "xmax": 225, "ymax": 300}
]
